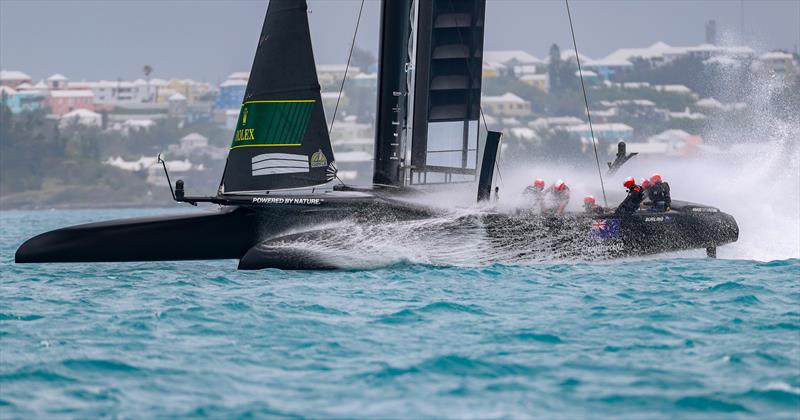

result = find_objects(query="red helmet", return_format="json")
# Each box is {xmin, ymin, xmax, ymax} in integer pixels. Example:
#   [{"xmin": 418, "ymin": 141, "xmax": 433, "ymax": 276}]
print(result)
[
  {"xmin": 583, "ymin": 195, "xmax": 596, "ymax": 204},
  {"xmin": 533, "ymin": 179, "xmax": 545, "ymax": 188},
  {"xmin": 554, "ymin": 179, "xmax": 567, "ymax": 191},
  {"xmin": 641, "ymin": 178, "xmax": 650, "ymax": 188},
  {"xmin": 650, "ymin": 173, "xmax": 662, "ymax": 183},
  {"xmin": 623, "ymin": 177, "xmax": 636, "ymax": 188}
]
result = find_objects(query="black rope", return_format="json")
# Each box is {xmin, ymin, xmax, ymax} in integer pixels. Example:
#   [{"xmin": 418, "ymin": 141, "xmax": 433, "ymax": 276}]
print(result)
[
  {"xmin": 565, "ymin": 0, "xmax": 607, "ymax": 206},
  {"xmin": 328, "ymin": 0, "xmax": 365, "ymax": 136}
]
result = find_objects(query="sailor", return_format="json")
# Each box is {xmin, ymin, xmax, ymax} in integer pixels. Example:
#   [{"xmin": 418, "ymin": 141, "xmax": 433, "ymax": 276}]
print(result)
[
  {"xmin": 582, "ymin": 195, "xmax": 603, "ymax": 214},
  {"xmin": 614, "ymin": 177, "xmax": 645, "ymax": 215},
  {"xmin": 648, "ymin": 173, "xmax": 672, "ymax": 211},
  {"xmin": 523, "ymin": 179, "xmax": 547, "ymax": 212},
  {"xmin": 641, "ymin": 177, "xmax": 651, "ymax": 196},
  {"xmin": 545, "ymin": 179, "xmax": 570, "ymax": 215}
]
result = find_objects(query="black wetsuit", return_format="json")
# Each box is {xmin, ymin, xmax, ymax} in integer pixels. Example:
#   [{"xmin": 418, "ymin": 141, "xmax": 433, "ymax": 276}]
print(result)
[
  {"xmin": 648, "ymin": 181, "xmax": 671, "ymax": 211},
  {"xmin": 615, "ymin": 185, "xmax": 644, "ymax": 215}
]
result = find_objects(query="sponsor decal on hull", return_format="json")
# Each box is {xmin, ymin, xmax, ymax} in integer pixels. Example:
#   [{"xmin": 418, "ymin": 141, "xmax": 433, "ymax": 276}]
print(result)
[{"xmin": 251, "ymin": 197, "xmax": 323, "ymax": 205}]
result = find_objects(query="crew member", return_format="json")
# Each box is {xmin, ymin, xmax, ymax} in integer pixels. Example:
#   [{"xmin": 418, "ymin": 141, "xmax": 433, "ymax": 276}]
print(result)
[
  {"xmin": 648, "ymin": 173, "xmax": 671, "ymax": 211},
  {"xmin": 523, "ymin": 179, "xmax": 547, "ymax": 212},
  {"xmin": 641, "ymin": 177, "xmax": 651, "ymax": 197},
  {"xmin": 545, "ymin": 179, "xmax": 570, "ymax": 215},
  {"xmin": 583, "ymin": 195, "xmax": 603, "ymax": 214},
  {"xmin": 615, "ymin": 177, "xmax": 644, "ymax": 215}
]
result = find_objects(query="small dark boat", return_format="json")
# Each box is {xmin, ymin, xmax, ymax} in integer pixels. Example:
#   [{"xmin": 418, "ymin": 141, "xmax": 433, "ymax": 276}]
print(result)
[{"xmin": 15, "ymin": 0, "xmax": 738, "ymax": 269}]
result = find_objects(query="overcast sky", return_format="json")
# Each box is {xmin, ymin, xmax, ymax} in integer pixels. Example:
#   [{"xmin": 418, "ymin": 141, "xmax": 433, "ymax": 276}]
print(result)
[{"xmin": 1, "ymin": 0, "xmax": 798, "ymax": 83}]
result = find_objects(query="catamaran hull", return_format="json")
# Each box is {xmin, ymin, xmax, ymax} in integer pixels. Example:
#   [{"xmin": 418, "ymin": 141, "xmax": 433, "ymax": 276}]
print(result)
[{"xmin": 15, "ymin": 195, "xmax": 738, "ymax": 269}]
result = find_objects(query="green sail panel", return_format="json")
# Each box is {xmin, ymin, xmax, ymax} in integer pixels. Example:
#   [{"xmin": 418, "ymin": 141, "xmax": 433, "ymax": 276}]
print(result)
[{"xmin": 230, "ymin": 100, "xmax": 316, "ymax": 149}]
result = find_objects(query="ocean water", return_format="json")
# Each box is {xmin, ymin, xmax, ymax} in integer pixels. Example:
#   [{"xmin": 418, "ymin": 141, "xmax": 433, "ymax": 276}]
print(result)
[{"xmin": 1, "ymin": 209, "xmax": 799, "ymax": 418}]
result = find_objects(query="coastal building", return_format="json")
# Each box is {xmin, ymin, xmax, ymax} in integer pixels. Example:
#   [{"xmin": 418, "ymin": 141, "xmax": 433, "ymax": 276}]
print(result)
[
  {"xmin": 483, "ymin": 50, "xmax": 544, "ymax": 77},
  {"xmin": 59, "ymin": 108, "xmax": 102, "ymax": 127},
  {"xmin": 217, "ymin": 78, "xmax": 247, "ymax": 109},
  {"xmin": 47, "ymin": 74, "xmax": 68, "ymax": 90},
  {"xmin": 519, "ymin": 74, "xmax": 548, "ymax": 91},
  {"xmin": 565, "ymin": 123, "xmax": 633, "ymax": 141},
  {"xmin": 758, "ymin": 51, "xmax": 797, "ymax": 76},
  {"xmin": 0, "ymin": 86, "xmax": 46, "ymax": 113},
  {"xmin": 317, "ymin": 64, "xmax": 359, "ymax": 86},
  {"xmin": 481, "ymin": 92, "xmax": 531, "ymax": 117},
  {"xmin": 47, "ymin": 90, "xmax": 94, "ymax": 115},
  {"xmin": 0, "ymin": 70, "xmax": 32, "ymax": 88}
]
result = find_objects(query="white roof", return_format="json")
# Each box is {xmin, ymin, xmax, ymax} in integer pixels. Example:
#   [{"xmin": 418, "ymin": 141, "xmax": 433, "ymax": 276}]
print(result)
[
  {"xmin": 61, "ymin": 108, "xmax": 101, "ymax": 119},
  {"xmin": 133, "ymin": 78, "xmax": 149, "ymax": 86},
  {"xmin": 220, "ymin": 79, "xmax": 248, "ymax": 87},
  {"xmin": 484, "ymin": 50, "xmax": 544, "ymax": 65},
  {"xmin": 47, "ymin": 73, "xmax": 68, "ymax": 81},
  {"xmin": 760, "ymin": 51, "xmax": 794, "ymax": 60},
  {"xmin": 181, "ymin": 132, "xmax": 208, "ymax": 142},
  {"xmin": 565, "ymin": 123, "xmax": 633, "ymax": 132},
  {"xmin": 655, "ymin": 84, "xmax": 692, "ymax": 93},
  {"xmin": 696, "ymin": 97, "xmax": 724, "ymax": 108},
  {"xmin": 15, "ymin": 82, "xmax": 34, "ymax": 90},
  {"xmin": 0, "ymin": 70, "xmax": 31, "ymax": 81},
  {"xmin": 648, "ymin": 129, "xmax": 692, "ymax": 143},
  {"xmin": 530, "ymin": 116, "xmax": 584, "ymax": 127},
  {"xmin": 510, "ymin": 127, "xmax": 537, "ymax": 140},
  {"xmin": 317, "ymin": 64, "xmax": 359, "ymax": 73},
  {"xmin": 228, "ymin": 71, "xmax": 250, "ymax": 80},
  {"xmin": 482, "ymin": 92, "xmax": 528, "ymax": 104},
  {"xmin": 123, "ymin": 118, "xmax": 155, "ymax": 127},
  {"xmin": 168, "ymin": 92, "xmax": 187, "ymax": 101},
  {"xmin": 352, "ymin": 72, "xmax": 377, "ymax": 80},
  {"xmin": 704, "ymin": 56, "xmax": 739, "ymax": 66},
  {"xmin": 575, "ymin": 69, "xmax": 597, "ymax": 77},
  {"xmin": 49, "ymin": 90, "xmax": 93, "ymax": 98},
  {"xmin": 520, "ymin": 74, "xmax": 547, "ymax": 81},
  {"xmin": 560, "ymin": 49, "xmax": 593, "ymax": 63},
  {"xmin": 33, "ymin": 81, "xmax": 47, "ymax": 89},
  {"xmin": 149, "ymin": 78, "xmax": 168, "ymax": 86}
]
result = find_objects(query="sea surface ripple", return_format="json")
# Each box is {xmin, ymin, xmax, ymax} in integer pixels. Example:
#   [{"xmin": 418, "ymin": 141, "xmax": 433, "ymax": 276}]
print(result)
[{"xmin": 1, "ymin": 209, "xmax": 799, "ymax": 418}]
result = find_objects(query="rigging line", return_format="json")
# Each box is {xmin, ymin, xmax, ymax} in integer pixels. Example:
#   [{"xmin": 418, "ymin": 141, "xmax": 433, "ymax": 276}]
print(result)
[
  {"xmin": 446, "ymin": 0, "xmax": 505, "ymax": 187},
  {"xmin": 565, "ymin": 0, "xmax": 607, "ymax": 207},
  {"xmin": 328, "ymin": 0, "xmax": 365, "ymax": 136}
]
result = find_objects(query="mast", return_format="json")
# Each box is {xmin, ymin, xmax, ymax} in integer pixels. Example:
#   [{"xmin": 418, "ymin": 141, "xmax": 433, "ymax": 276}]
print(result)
[{"xmin": 373, "ymin": 0, "xmax": 413, "ymax": 186}]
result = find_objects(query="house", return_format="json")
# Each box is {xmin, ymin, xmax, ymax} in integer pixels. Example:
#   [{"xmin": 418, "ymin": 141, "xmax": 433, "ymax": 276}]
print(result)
[
  {"xmin": 217, "ymin": 78, "xmax": 247, "ymax": 109},
  {"xmin": 758, "ymin": 51, "xmax": 797, "ymax": 76},
  {"xmin": 47, "ymin": 73, "xmax": 68, "ymax": 89},
  {"xmin": 0, "ymin": 70, "xmax": 32, "ymax": 88},
  {"xmin": 59, "ymin": 109, "xmax": 102, "ymax": 127},
  {"xmin": 519, "ymin": 74, "xmax": 548, "ymax": 92},
  {"xmin": 47, "ymin": 90, "xmax": 94, "ymax": 115},
  {"xmin": 167, "ymin": 133, "xmax": 227, "ymax": 160},
  {"xmin": 565, "ymin": 123, "xmax": 633, "ymax": 141},
  {"xmin": 483, "ymin": 50, "xmax": 544, "ymax": 77},
  {"xmin": 0, "ymin": 86, "xmax": 46, "ymax": 113},
  {"xmin": 529, "ymin": 116, "xmax": 584, "ymax": 129},
  {"xmin": 669, "ymin": 107, "xmax": 706, "ymax": 121},
  {"xmin": 481, "ymin": 92, "xmax": 531, "ymax": 117},
  {"xmin": 317, "ymin": 64, "xmax": 360, "ymax": 86}
]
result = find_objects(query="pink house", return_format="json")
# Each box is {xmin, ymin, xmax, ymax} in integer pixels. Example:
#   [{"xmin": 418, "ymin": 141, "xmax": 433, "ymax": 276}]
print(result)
[{"xmin": 47, "ymin": 90, "xmax": 94, "ymax": 116}]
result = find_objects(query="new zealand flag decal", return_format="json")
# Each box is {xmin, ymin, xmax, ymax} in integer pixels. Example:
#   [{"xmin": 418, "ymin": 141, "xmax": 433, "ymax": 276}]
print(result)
[{"xmin": 590, "ymin": 218, "xmax": 621, "ymax": 240}]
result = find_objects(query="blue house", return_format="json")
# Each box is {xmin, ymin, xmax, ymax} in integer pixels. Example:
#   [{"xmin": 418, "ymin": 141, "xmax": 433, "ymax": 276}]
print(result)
[{"xmin": 216, "ymin": 79, "xmax": 247, "ymax": 110}]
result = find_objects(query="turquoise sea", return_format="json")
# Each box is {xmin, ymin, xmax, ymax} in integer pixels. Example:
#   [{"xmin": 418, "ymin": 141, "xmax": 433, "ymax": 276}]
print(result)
[{"xmin": 1, "ymin": 209, "xmax": 799, "ymax": 418}]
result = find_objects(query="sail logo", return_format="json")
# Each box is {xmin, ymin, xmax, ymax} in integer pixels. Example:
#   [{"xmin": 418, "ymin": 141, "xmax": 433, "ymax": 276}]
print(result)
[
  {"xmin": 310, "ymin": 149, "xmax": 327, "ymax": 168},
  {"xmin": 234, "ymin": 128, "xmax": 256, "ymax": 142},
  {"xmin": 230, "ymin": 100, "xmax": 316, "ymax": 149}
]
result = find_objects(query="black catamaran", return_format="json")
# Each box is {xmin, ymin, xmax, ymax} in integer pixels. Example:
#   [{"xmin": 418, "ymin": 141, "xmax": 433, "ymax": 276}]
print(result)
[{"xmin": 16, "ymin": 0, "xmax": 738, "ymax": 269}]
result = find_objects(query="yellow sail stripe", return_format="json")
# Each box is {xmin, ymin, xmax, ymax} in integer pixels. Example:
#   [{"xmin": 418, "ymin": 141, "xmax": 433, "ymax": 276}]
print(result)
[
  {"xmin": 243, "ymin": 100, "xmax": 315, "ymax": 105},
  {"xmin": 230, "ymin": 143, "xmax": 302, "ymax": 150}
]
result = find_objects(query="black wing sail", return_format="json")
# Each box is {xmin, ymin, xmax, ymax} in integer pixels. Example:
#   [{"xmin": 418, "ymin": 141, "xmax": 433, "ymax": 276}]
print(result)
[{"xmin": 220, "ymin": 0, "xmax": 335, "ymax": 194}]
